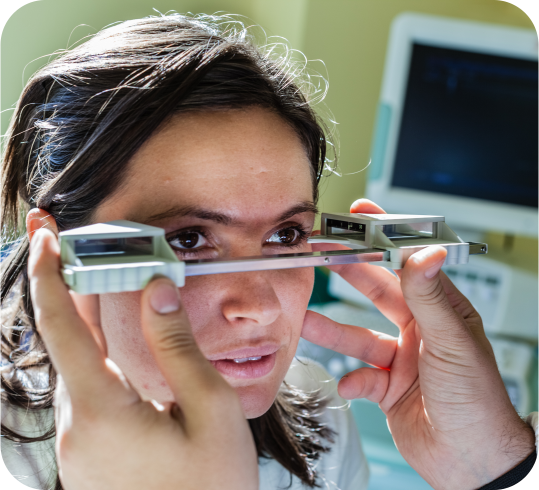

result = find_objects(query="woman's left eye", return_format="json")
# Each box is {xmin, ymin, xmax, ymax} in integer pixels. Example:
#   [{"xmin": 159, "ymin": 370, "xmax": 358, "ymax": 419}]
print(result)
[
  {"xmin": 168, "ymin": 231, "xmax": 209, "ymax": 250},
  {"xmin": 266, "ymin": 227, "xmax": 303, "ymax": 245}
]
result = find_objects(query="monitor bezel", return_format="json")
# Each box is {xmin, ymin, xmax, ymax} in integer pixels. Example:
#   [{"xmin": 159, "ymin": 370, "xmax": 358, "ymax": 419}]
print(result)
[{"xmin": 366, "ymin": 13, "xmax": 538, "ymax": 236}]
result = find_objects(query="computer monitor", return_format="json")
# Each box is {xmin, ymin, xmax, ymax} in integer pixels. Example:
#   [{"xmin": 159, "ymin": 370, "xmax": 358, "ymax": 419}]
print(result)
[{"xmin": 366, "ymin": 13, "xmax": 538, "ymax": 236}]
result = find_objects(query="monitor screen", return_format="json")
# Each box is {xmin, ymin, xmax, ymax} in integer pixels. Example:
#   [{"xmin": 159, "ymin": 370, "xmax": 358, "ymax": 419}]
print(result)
[{"xmin": 391, "ymin": 43, "xmax": 538, "ymax": 208}]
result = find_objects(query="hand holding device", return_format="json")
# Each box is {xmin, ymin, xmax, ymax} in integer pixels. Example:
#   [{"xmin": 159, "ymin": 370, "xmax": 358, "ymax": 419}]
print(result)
[
  {"xmin": 36, "ymin": 200, "xmax": 529, "ymax": 488},
  {"xmin": 28, "ymin": 227, "xmax": 258, "ymax": 490},
  {"xmin": 302, "ymin": 199, "xmax": 535, "ymax": 490}
]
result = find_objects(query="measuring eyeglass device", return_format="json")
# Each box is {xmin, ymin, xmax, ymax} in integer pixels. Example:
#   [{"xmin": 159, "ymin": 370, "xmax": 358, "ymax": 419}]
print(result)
[{"xmin": 59, "ymin": 213, "xmax": 488, "ymax": 295}]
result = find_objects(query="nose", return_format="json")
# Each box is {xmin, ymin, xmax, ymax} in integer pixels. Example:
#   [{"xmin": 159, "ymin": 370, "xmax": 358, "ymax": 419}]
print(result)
[{"xmin": 220, "ymin": 272, "xmax": 282, "ymax": 327}]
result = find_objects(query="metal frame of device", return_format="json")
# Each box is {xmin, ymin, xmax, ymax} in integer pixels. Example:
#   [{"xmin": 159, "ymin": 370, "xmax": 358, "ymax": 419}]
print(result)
[
  {"xmin": 60, "ymin": 221, "xmax": 186, "ymax": 295},
  {"xmin": 59, "ymin": 213, "xmax": 487, "ymax": 295},
  {"xmin": 310, "ymin": 213, "xmax": 486, "ymax": 269},
  {"xmin": 367, "ymin": 13, "xmax": 538, "ymax": 236}
]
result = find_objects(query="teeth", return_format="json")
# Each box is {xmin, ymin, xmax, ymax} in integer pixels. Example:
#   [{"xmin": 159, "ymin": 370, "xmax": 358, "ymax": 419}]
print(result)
[{"xmin": 233, "ymin": 356, "xmax": 262, "ymax": 363}]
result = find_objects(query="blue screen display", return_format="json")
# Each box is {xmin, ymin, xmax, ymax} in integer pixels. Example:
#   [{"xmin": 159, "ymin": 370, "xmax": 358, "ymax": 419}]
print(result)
[{"xmin": 392, "ymin": 43, "xmax": 538, "ymax": 208}]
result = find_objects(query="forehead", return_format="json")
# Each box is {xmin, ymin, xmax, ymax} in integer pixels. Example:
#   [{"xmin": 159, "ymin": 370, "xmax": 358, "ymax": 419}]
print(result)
[{"xmin": 100, "ymin": 107, "xmax": 314, "ymax": 224}]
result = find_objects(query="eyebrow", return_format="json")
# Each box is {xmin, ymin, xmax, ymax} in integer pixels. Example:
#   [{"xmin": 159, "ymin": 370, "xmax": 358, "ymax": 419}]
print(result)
[{"xmin": 138, "ymin": 201, "xmax": 319, "ymax": 226}]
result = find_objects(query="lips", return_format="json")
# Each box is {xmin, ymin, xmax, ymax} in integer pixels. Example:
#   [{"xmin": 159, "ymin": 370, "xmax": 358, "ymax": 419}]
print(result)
[
  {"xmin": 208, "ymin": 344, "xmax": 279, "ymax": 379},
  {"xmin": 207, "ymin": 344, "xmax": 279, "ymax": 361},
  {"xmin": 210, "ymin": 353, "xmax": 276, "ymax": 379}
]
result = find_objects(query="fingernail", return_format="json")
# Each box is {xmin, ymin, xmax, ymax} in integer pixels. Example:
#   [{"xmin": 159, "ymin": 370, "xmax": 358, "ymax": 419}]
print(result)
[
  {"xmin": 425, "ymin": 259, "xmax": 445, "ymax": 279},
  {"xmin": 150, "ymin": 280, "xmax": 180, "ymax": 314}
]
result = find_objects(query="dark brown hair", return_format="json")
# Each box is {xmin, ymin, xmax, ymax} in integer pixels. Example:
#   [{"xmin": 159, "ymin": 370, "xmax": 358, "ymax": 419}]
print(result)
[{"xmin": 1, "ymin": 13, "xmax": 334, "ymax": 489}]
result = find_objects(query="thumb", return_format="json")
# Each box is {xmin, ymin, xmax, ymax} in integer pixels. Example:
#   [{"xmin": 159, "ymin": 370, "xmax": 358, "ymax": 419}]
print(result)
[
  {"xmin": 400, "ymin": 246, "xmax": 472, "ymax": 352},
  {"xmin": 140, "ymin": 277, "xmax": 229, "ymax": 417}
]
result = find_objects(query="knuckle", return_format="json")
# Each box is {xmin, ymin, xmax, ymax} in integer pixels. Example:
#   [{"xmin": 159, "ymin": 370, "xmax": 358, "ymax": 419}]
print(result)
[
  {"xmin": 328, "ymin": 323, "xmax": 346, "ymax": 352},
  {"xmin": 360, "ymin": 335, "xmax": 377, "ymax": 362},
  {"xmin": 330, "ymin": 264, "xmax": 345, "ymax": 275},
  {"xmin": 368, "ymin": 379, "xmax": 385, "ymax": 403},
  {"xmin": 348, "ymin": 372, "xmax": 366, "ymax": 398},
  {"xmin": 366, "ymin": 375, "xmax": 380, "ymax": 400},
  {"xmin": 153, "ymin": 321, "xmax": 196, "ymax": 355},
  {"xmin": 454, "ymin": 296, "xmax": 479, "ymax": 320},
  {"xmin": 422, "ymin": 326, "xmax": 476, "ymax": 361},
  {"xmin": 366, "ymin": 277, "xmax": 391, "ymax": 303},
  {"xmin": 404, "ymin": 280, "xmax": 446, "ymax": 306},
  {"xmin": 356, "ymin": 379, "xmax": 367, "ymax": 398}
]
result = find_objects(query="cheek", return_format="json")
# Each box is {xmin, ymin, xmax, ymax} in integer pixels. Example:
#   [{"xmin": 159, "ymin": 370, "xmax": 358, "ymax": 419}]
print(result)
[
  {"xmin": 277, "ymin": 268, "xmax": 315, "ymax": 378},
  {"xmin": 179, "ymin": 267, "xmax": 315, "ymax": 349},
  {"xmin": 275, "ymin": 267, "xmax": 315, "ymax": 342},
  {"xmin": 240, "ymin": 268, "xmax": 315, "ymax": 418},
  {"xmin": 99, "ymin": 291, "xmax": 172, "ymax": 400},
  {"xmin": 98, "ymin": 267, "xmax": 315, "ymax": 413},
  {"xmin": 99, "ymin": 291, "xmax": 141, "ymax": 348}
]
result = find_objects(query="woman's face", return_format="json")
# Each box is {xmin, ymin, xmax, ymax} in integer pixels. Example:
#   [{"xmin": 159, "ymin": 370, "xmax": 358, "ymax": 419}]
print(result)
[{"xmin": 92, "ymin": 107, "xmax": 316, "ymax": 418}]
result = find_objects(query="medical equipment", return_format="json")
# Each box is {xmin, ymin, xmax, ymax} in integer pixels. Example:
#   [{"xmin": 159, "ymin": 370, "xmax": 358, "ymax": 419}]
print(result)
[
  {"xmin": 59, "ymin": 213, "xmax": 487, "ymax": 295},
  {"xmin": 328, "ymin": 254, "xmax": 538, "ymax": 340},
  {"xmin": 359, "ymin": 14, "xmax": 538, "ymax": 419},
  {"xmin": 324, "ymin": 249, "xmax": 538, "ymax": 409},
  {"xmin": 367, "ymin": 13, "xmax": 538, "ymax": 236}
]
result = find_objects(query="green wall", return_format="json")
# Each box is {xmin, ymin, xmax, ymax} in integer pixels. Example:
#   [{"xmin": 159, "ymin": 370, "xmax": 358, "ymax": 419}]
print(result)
[
  {"xmin": 1, "ymin": 0, "xmax": 253, "ymax": 134},
  {"xmin": 299, "ymin": 0, "xmax": 534, "ymax": 214},
  {"xmin": 1, "ymin": 0, "xmax": 536, "ymax": 266}
]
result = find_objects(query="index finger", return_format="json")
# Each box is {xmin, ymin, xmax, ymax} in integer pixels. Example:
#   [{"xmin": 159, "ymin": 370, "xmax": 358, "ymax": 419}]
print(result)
[
  {"xmin": 301, "ymin": 310, "xmax": 398, "ymax": 369},
  {"xmin": 28, "ymin": 229, "xmax": 138, "ymax": 409},
  {"xmin": 312, "ymin": 244, "xmax": 413, "ymax": 329},
  {"xmin": 312, "ymin": 198, "xmax": 414, "ymax": 329}
]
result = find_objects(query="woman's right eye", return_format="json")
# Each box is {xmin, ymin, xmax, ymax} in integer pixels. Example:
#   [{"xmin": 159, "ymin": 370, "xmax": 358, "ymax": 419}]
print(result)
[{"xmin": 168, "ymin": 231, "xmax": 209, "ymax": 251}]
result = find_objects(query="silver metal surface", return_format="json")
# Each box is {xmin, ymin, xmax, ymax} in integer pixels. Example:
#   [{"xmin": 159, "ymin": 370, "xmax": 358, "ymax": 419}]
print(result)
[
  {"xmin": 469, "ymin": 242, "xmax": 488, "ymax": 254},
  {"xmin": 183, "ymin": 241, "xmax": 489, "ymax": 276},
  {"xmin": 184, "ymin": 249, "xmax": 387, "ymax": 276}
]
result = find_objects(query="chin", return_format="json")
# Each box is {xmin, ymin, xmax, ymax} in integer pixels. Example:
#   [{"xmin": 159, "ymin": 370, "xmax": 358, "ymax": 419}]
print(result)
[{"xmin": 234, "ymin": 383, "xmax": 280, "ymax": 419}]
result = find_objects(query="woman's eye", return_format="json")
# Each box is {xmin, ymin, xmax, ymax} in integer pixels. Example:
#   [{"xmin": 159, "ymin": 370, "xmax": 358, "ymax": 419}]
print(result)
[
  {"xmin": 169, "ymin": 231, "xmax": 209, "ymax": 250},
  {"xmin": 267, "ymin": 228, "xmax": 300, "ymax": 245}
]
